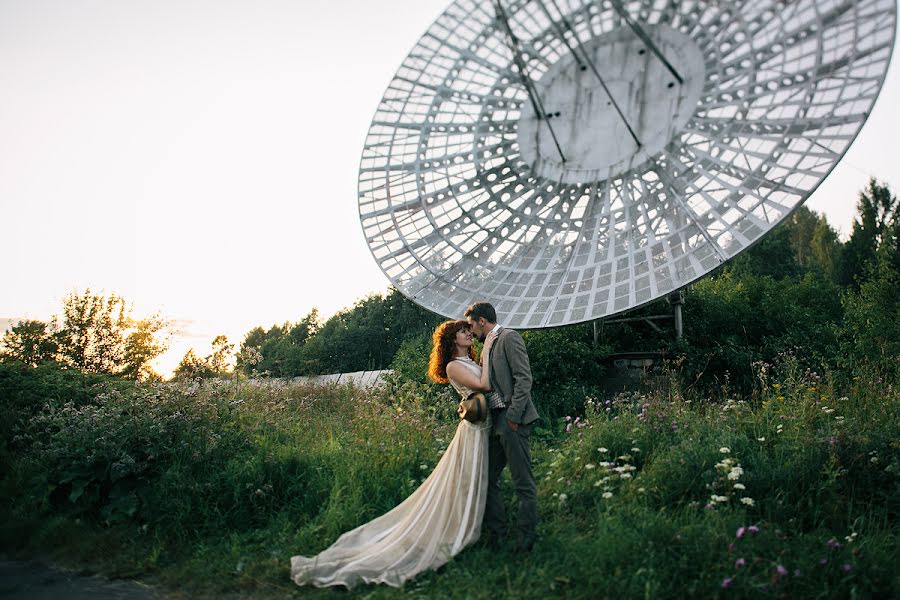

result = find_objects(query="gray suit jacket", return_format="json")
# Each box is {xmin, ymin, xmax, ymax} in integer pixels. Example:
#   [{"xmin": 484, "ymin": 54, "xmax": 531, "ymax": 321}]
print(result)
[{"xmin": 489, "ymin": 327, "xmax": 539, "ymax": 425}]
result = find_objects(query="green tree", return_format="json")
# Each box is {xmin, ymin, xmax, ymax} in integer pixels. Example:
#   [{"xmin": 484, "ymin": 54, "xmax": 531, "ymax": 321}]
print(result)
[
  {"xmin": 810, "ymin": 214, "xmax": 842, "ymax": 281},
  {"xmin": 54, "ymin": 290, "xmax": 169, "ymax": 378},
  {"xmin": 787, "ymin": 205, "xmax": 820, "ymax": 269},
  {"xmin": 0, "ymin": 319, "xmax": 59, "ymax": 367},
  {"xmin": 208, "ymin": 335, "xmax": 234, "ymax": 375},
  {"xmin": 840, "ymin": 219, "xmax": 900, "ymax": 374},
  {"xmin": 122, "ymin": 314, "xmax": 169, "ymax": 381},
  {"xmin": 172, "ymin": 349, "xmax": 215, "ymax": 380},
  {"xmin": 840, "ymin": 178, "xmax": 899, "ymax": 288},
  {"xmin": 728, "ymin": 221, "xmax": 801, "ymax": 279},
  {"xmin": 56, "ymin": 290, "xmax": 130, "ymax": 374}
]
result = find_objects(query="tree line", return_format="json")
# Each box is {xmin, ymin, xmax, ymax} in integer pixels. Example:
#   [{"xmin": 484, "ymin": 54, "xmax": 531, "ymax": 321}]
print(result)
[{"xmin": 2, "ymin": 178, "xmax": 897, "ymax": 394}]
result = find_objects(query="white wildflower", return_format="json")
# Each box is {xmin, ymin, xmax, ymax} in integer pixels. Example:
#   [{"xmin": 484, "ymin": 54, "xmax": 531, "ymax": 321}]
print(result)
[
  {"xmin": 602, "ymin": 491, "xmax": 613, "ymax": 499},
  {"xmin": 740, "ymin": 497, "xmax": 755, "ymax": 506},
  {"xmin": 719, "ymin": 447, "xmax": 731, "ymax": 454}
]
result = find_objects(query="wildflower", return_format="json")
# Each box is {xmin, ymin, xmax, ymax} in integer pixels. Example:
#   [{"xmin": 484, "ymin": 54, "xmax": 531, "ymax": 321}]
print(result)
[
  {"xmin": 585, "ymin": 463, "xmax": 596, "ymax": 470},
  {"xmin": 773, "ymin": 383, "xmax": 781, "ymax": 389},
  {"xmin": 631, "ymin": 447, "xmax": 641, "ymax": 453},
  {"xmin": 740, "ymin": 497, "xmax": 755, "ymax": 506},
  {"xmin": 638, "ymin": 487, "xmax": 645, "ymax": 493},
  {"xmin": 818, "ymin": 558, "xmax": 828, "ymax": 566},
  {"xmin": 757, "ymin": 437, "xmax": 765, "ymax": 441},
  {"xmin": 735, "ymin": 558, "xmax": 746, "ymax": 568},
  {"xmin": 826, "ymin": 538, "xmax": 843, "ymax": 551},
  {"xmin": 845, "ymin": 532, "xmax": 858, "ymax": 543},
  {"xmin": 598, "ymin": 447, "xmax": 609, "ymax": 453},
  {"xmin": 776, "ymin": 424, "xmax": 784, "ymax": 433},
  {"xmin": 720, "ymin": 447, "xmax": 731, "ymax": 454},
  {"xmin": 748, "ymin": 525, "xmax": 760, "ymax": 535},
  {"xmin": 841, "ymin": 564, "xmax": 853, "ymax": 573},
  {"xmin": 558, "ymin": 493, "xmax": 568, "ymax": 503},
  {"xmin": 777, "ymin": 395, "xmax": 785, "ymax": 402},
  {"xmin": 720, "ymin": 577, "xmax": 733, "ymax": 589},
  {"xmin": 733, "ymin": 483, "xmax": 746, "ymax": 490},
  {"xmin": 602, "ymin": 491, "xmax": 613, "ymax": 499},
  {"xmin": 870, "ymin": 456, "xmax": 879, "ymax": 464},
  {"xmin": 775, "ymin": 565, "xmax": 788, "ymax": 577},
  {"xmin": 736, "ymin": 526, "xmax": 747, "ymax": 539},
  {"xmin": 712, "ymin": 494, "xmax": 729, "ymax": 503},
  {"xmin": 593, "ymin": 480, "xmax": 603, "ymax": 487},
  {"xmin": 620, "ymin": 473, "xmax": 632, "ymax": 479},
  {"xmin": 728, "ymin": 466, "xmax": 744, "ymax": 480}
]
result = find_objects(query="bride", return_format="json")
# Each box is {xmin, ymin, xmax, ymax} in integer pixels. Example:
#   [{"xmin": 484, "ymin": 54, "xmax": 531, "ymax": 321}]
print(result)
[{"xmin": 290, "ymin": 319, "xmax": 496, "ymax": 588}]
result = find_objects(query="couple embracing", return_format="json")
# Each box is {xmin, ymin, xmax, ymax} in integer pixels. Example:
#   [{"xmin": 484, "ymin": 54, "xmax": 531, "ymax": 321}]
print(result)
[{"xmin": 291, "ymin": 302, "xmax": 539, "ymax": 588}]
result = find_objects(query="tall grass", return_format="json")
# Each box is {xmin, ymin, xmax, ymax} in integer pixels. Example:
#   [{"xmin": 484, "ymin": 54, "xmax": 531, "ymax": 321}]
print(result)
[{"xmin": 1, "ymin": 357, "xmax": 897, "ymax": 598}]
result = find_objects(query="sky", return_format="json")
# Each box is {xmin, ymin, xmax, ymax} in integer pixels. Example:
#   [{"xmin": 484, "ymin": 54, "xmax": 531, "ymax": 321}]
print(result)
[{"xmin": 1, "ymin": 1, "xmax": 898, "ymax": 378}]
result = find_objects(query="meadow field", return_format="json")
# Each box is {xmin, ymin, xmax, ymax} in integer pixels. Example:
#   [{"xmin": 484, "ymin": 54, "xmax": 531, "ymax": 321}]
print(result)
[{"xmin": 1, "ymin": 354, "xmax": 897, "ymax": 599}]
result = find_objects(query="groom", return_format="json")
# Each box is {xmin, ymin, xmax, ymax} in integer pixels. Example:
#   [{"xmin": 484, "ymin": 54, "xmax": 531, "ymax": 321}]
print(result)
[{"xmin": 465, "ymin": 301, "xmax": 539, "ymax": 552}]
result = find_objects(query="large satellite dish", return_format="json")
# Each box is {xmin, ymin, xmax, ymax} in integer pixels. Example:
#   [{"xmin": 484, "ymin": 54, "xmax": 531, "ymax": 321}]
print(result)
[{"xmin": 358, "ymin": 0, "xmax": 896, "ymax": 329}]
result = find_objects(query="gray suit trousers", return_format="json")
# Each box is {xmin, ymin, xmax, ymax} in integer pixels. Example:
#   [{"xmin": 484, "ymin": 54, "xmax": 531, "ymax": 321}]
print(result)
[{"xmin": 484, "ymin": 407, "xmax": 538, "ymax": 545}]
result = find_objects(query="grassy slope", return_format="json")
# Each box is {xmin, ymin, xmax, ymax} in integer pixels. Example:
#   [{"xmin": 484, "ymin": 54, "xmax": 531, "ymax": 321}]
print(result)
[{"xmin": 1, "ymin": 363, "xmax": 898, "ymax": 599}]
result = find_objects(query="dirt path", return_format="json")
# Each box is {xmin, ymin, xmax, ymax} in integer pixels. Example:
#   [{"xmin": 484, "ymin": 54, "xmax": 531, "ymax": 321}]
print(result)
[{"xmin": 0, "ymin": 560, "xmax": 160, "ymax": 599}]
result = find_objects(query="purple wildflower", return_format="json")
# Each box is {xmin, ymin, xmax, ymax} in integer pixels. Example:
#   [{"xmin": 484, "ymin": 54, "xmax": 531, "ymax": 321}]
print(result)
[
  {"xmin": 735, "ymin": 558, "xmax": 746, "ymax": 568},
  {"xmin": 775, "ymin": 565, "xmax": 788, "ymax": 577},
  {"xmin": 841, "ymin": 564, "xmax": 853, "ymax": 573},
  {"xmin": 748, "ymin": 525, "xmax": 760, "ymax": 535},
  {"xmin": 721, "ymin": 577, "xmax": 734, "ymax": 589},
  {"xmin": 736, "ymin": 526, "xmax": 747, "ymax": 539},
  {"xmin": 826, "ymin": 538, "xmax": 843, "ymax": 551}
]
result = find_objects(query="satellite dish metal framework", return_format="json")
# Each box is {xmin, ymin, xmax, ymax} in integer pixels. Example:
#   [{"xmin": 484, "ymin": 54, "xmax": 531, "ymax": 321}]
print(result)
[{"xmin": 358, "ymin": 0, "xmax": 896, "ymax": 329}]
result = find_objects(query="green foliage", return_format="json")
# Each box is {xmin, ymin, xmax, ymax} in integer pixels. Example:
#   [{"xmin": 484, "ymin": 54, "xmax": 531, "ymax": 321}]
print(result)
[
  {"xmin": 388, "ymin": 332, "xmax": 433, "ymax": 385},
  {"xmin": 0, "ymin": 320, "xmax": 58, "ymax": 366},
  {"xmin": 840, "ymin": 178, "xmax": 899, "ymax": 288},
  {"xmin": 172, "ymin": 335, "xmax": 236, "ymax": 380},
  {"xmin": 838, "ymin": 220, "xmax": 900, "ymax": 377},
  {"xmin": 0, "ymin": 290, "xmax": 169, "ymax": 381},
  {"xmin": 2, "ymin": 356, "xmax": 898, "ymax": 599},
  {"xmin": 670, "ymin": 270, "xmax": 844, "ymax": 392},
  {"xmin": 237, "ymin": 288, "xmax": 442, "ymax": 377}
]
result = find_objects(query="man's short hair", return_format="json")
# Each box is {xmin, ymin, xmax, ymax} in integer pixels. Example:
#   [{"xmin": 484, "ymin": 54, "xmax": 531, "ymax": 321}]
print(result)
[{"xmin": 464, "ymin": 301, "xmax": 497, "ymax": 324}]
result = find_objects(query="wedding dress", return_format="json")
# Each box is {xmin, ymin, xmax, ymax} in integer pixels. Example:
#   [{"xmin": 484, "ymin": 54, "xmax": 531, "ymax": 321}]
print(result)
[{"xmin": 290, "ymin": 356, "xmax": 491, "ymax": 588}]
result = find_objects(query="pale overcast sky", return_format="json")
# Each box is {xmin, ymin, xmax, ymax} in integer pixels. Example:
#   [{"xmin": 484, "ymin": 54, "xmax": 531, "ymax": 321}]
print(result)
[{"xmin": 1, "ymin": 1, "xmax": 898, "ymax": 376}]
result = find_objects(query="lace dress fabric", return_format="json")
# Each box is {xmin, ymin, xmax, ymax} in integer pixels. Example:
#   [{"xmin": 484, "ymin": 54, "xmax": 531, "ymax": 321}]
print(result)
[{"xmin": 290, "ymin": 357, "xmax": 491, "ymax": 588}]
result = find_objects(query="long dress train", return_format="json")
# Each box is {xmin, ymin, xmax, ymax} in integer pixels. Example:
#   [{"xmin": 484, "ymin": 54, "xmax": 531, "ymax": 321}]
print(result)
[{"xmin": 290, "ymin": 356, "xmax": 490, "ymax": 588}]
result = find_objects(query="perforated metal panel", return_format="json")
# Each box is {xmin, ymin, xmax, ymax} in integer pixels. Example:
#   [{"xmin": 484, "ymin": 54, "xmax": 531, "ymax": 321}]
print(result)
[{"xmin": 359, "ymin": 0, "xmax": 896, "ymax": 328}]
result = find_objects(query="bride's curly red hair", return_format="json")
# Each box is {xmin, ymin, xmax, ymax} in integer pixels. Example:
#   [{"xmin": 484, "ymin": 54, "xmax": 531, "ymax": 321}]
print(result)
[{"xmin": 427, "ymin": 320, "xmax": 475, "ymax": 384}]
